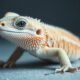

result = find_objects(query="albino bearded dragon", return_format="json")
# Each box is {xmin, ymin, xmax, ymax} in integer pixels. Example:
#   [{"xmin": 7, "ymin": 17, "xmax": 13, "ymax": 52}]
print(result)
[{"xmin": 0, "ymin": 12, "xmax": 80, "ymax": 73}]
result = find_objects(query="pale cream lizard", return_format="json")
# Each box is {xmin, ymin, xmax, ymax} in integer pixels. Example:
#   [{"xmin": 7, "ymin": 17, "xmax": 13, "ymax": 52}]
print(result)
[{"xmin": 0, "ymin": 12, "xmax": 80, "ymax": 73}]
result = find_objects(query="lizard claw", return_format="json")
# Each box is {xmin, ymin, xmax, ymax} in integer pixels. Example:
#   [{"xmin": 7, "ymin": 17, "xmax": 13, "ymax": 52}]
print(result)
[
  {"xmin": 3, "ymin": 62, "xmax": 15, "ymax": 68},
  {"xmin": 0, "ymin": 60, "xmax": 5, "ymax": 67},
  {"xmin": 55, "ymin": 66, "xmax": 78, "ymax": 73}
]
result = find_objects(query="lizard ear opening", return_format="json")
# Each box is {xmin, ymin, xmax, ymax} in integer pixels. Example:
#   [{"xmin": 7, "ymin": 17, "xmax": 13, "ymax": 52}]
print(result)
[
  {"xmin": 36, "ymin": 29, "xmax": 42, "ymax": 35},
  {"xmin": 4, "ymin": 12, "xmax": 19, "ymax": 17}
]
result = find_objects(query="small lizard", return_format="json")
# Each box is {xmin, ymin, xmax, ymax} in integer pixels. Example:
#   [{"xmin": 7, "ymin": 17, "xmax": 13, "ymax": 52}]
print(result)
[{"xmin": 0, "ymin": 12, "xmax": 80, "ymax": 73}]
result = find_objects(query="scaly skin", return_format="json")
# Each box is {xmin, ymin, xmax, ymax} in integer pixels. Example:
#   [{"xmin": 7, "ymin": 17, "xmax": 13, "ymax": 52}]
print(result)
[
  {"xmin": 0, "ymin": 12, "xmax": 80, "ymax": 73},
  {"xmin": 45, "ymin": 26, "xmax": 80, "ymax": 61}
]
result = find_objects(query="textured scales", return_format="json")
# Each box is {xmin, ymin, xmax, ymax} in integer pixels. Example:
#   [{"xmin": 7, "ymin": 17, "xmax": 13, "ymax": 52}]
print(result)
[
  {"xmin": 0, "ymin": 12, "xmax": 80, "ymax": 73},
  {"xmin": 44, "ymin": 26, "xmax": 80, "ymax": 61}
]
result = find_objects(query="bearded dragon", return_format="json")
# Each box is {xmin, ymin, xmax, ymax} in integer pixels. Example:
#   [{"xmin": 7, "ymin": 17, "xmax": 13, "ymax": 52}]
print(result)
[{"xmin": 0, "ymin": 12, "xmax": 80, "ymax": 73}]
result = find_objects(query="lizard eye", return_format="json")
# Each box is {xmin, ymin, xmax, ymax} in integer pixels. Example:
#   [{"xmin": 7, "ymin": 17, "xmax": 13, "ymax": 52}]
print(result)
[
  {"xmin": 16, "ymin": 20, "xmax": 26, "ymax": 27},
  {"xmin": 14, "ymin": 18, "xmax": 27, "ymax": 30}
]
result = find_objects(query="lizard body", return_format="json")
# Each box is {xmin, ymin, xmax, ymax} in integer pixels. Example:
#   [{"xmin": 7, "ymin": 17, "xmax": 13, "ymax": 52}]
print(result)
[
  {"xmin": 0, "ymin": 12, "xmax": 80, "ymax": 73},
  {"xmin": 43, "ymin": 25, "xmax": 80, "ymax": 61}
]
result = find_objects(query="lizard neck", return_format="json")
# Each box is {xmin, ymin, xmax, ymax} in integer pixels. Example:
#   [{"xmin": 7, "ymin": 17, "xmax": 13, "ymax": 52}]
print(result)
[{"xmin": 0, "ymin": 31, "xmax": 47, "ymax": 51}]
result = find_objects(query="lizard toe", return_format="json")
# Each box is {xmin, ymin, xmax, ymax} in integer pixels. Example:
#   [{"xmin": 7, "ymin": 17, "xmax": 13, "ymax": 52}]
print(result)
[
  {"xmin": 3, "ymin": 62, "xmax": 15, "ymax": 68},
  {"xmin": 0, "ymin": 60, "xmax": 5, "ymax": 67},
  {"xmin": 55, "ymin": 66, "xmax": 77, "ymax": 73}
]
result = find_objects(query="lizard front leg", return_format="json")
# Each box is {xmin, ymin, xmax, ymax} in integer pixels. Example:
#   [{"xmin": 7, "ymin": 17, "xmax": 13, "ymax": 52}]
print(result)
[
  {"xmin": 37, "ymin": 47, "xmax": 78, "ymax": 73},
  {"xmin": 3, "ymin": 47, "xmax": 24, "ymax": 68}
]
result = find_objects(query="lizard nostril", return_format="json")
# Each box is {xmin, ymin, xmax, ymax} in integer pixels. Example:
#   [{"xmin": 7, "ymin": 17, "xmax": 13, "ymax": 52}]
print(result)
[
  {"xmin": 1, "ymin": 23, "xmax": 5, "ymax": 26},
  {"xmin": 0, "ymin": 22, "xmax": 5, "ymax": 26}
]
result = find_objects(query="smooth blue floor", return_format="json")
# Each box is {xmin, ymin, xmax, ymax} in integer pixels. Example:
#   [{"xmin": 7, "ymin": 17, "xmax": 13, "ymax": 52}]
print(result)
[{"xmin": 0, "ymin": 39, "xmax": 80, "ymax": 80}]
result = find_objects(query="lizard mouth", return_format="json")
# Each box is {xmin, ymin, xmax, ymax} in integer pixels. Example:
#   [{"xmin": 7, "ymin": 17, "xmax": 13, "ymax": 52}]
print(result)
[{"xmin": 0, "ymin": 27, "xmax": 36, "ymax": 35}]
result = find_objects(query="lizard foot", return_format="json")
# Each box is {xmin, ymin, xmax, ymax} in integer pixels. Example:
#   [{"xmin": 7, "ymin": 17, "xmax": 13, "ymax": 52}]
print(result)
[
  {"xmin": 55, "ymin": 66, "xmax": 78, "ymax": 73},
  {"xmin": 3, "ymin": 62, "xmax": 15, "ymax": 68},
  {"xmin": 0, "ymin": 60, "xmax": 5, "ymax": 67}
]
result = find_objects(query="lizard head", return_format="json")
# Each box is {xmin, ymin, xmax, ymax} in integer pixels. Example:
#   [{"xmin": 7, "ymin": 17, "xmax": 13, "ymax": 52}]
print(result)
[
  {"xmin": 0, "ymin": 12, "xmax": 45, "ymax": 35},
  {"xmin": 0, "ymin": 12, "xmax": 46, "ymax": 50}
]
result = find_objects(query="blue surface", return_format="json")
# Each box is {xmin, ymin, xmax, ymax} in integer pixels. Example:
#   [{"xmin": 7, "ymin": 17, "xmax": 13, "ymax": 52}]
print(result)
[{"xmin": 0, "ymin": 39, "xmax": 80, "ymax": 80}]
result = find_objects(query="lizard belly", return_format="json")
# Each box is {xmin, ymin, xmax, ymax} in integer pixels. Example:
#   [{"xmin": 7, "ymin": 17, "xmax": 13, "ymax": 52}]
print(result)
[
  {"xmin": 32, "ymin": 50, "xmax": 59, "ymax": 62},
  {"xmin": 34, "ymin": 51, "xmax": 80, "ymax": 62}
]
